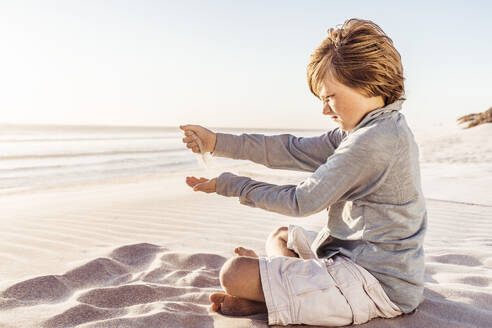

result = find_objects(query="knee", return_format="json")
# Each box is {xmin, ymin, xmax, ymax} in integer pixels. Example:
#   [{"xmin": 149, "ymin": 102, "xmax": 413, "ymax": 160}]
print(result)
[
  {"xmin": 268, "ymin": 226, "xmax": 288, "ymax": 241},
  {"xmin": 219, "ymin": 256, "xmax": 247, "ymax": 292}
]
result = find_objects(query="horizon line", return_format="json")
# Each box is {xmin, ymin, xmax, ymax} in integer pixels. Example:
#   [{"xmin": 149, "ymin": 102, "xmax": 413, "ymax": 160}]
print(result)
[{"xmin": 0, "ymin": 121, "xmax": 329, "ymax": 131}]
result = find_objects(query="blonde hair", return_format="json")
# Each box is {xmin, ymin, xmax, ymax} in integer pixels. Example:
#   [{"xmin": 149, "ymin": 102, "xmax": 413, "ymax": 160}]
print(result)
[{"xmin": 307, "ymin": 18, "xmax": 405, "ymax": 105}]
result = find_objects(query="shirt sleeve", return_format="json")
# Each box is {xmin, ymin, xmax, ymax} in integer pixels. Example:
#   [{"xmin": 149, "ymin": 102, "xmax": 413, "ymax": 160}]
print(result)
[
  {"xmin": 215, "ymin": 127, "xmax": 396, "ymax": 217},
  {"xmin": 211, "ymin": 129, "xmax": 344, "ymax": 172}
]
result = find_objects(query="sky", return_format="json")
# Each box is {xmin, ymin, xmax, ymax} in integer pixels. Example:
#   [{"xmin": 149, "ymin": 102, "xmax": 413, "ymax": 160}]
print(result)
[{"xmin": 1, "ymin": 0, "xmax": 491, "ymax": 129}]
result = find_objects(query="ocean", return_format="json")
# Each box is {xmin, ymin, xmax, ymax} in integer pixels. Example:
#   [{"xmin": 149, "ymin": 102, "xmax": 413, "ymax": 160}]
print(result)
[{"xmin": 0, "ymin": 124, "xmax": 324, "ymax": 195}]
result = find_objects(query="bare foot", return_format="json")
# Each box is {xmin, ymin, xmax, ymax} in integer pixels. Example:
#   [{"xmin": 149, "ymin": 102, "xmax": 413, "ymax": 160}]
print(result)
[
  {"xmin": 209, "ymin": 292, "xmax": 267, "ymax": 316},
  {"xmin": 234, "ymin": 246, "xmax": 258, "ymax": 258}
]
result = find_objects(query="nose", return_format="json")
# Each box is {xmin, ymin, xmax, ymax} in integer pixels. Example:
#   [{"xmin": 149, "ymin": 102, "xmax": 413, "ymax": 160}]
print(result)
[{"xmin": 322, "ymin": 103, "xmax": 333, "ymax": 116}]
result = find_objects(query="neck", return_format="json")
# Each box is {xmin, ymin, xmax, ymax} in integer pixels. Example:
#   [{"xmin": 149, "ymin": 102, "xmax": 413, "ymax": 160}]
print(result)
[
  {"xmin": 364, "ymin": 96, "xmax": 385, "ymax": 114},
  {"xmin": 347, "ymin": 96, "xmax": 386, "ymax": 132}
]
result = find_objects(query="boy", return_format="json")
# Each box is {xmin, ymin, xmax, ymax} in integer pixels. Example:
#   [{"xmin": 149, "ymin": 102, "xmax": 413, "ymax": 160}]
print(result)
[{"xmin": 180, "ymin": 18, "xmax": 426, "ymax": 326}]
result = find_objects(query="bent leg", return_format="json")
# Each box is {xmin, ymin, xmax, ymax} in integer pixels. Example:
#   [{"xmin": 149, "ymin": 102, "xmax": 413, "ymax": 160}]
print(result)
[
  {"xmin": 265, "ymin": 226, "xmax": 299, "ymax": 258},
  {"xmin": 211, "ymin": 226, "xmax": 304, "ymax": 317},
  {"xmin": 210, "ymin": 256, "xmax": 267, "ymax": 316},
  {"xmin": 219, "ymin": 256, "xmax": 265, "ymax": 302}
]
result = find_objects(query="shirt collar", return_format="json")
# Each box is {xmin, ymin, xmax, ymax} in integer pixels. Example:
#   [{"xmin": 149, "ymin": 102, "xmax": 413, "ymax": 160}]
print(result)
[{"xmin": 350, "ymin": 98, "xmax": 405, "ymax": 133}]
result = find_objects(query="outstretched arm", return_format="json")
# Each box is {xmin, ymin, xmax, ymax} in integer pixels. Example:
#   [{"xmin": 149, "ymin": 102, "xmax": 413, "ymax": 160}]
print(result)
[
  {"xmin": 214, "ymin": 129, "xmax": 395, "ymax": 217},
  {"xmin": 212, "ymin": 129, "xmax": 345, "ymax": 172}
]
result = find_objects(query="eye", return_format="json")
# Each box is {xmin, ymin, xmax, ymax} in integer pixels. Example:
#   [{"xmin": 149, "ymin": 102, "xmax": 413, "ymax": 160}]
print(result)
[{"xmin": 322, "ymin": 95, "xmax": 334, "ymax": 102}]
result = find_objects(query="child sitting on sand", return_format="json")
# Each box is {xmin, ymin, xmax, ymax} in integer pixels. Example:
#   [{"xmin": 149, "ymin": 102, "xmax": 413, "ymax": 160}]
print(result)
[{"xmin": 180, "ymin": 18, "xmax": 426, "ymax": 326}]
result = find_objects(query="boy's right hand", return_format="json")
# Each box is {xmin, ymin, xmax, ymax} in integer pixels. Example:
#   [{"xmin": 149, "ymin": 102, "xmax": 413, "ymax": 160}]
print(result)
[{"xmin": 179, "ymin": 124, "xmax": 217, "ymax": 154}]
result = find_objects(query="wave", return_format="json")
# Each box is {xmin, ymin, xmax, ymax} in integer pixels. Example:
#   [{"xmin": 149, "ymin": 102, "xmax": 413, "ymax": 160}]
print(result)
[
  {"xmin": 0, "ymin": 136, "xmax": 178, "ymax": 143},
  {"xmin": 0, "ymin": 159, "xmax": 197, "ymax": 185},
  {"xmin": 0, "ymin": 148, "xmax": 187, "ymax": 161},
  {"xmin": 0, "ymin": 156, "xmax": 178, "ymax": 173}
]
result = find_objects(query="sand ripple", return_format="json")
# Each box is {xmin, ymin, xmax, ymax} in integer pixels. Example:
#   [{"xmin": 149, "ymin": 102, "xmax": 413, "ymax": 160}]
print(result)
[{"xmin": 0, "ymin": 172, "xmax": 491, "ymax": 327}]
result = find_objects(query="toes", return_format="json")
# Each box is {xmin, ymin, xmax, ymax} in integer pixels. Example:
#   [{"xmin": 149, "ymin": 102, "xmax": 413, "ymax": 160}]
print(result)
[
  {"xmin": 234, "ymin": 247, "xmax": 258, "ymax": 258},
  {"xmin": 210, "ymin": 292, "xmax": 226, "ymax": 314},
  {"xmin": 210, "ymin": 292, "xmax": 226, "ymax": 304},
  {"xmin": 210, "ymin": 302, "xmax": 221, "ymax": 312}
]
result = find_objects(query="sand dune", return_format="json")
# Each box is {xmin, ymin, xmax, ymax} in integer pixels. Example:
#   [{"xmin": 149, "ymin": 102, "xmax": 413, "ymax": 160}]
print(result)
[{"xmin": 1, "ymin": 126, "xmax": 492, "ymax": 327}]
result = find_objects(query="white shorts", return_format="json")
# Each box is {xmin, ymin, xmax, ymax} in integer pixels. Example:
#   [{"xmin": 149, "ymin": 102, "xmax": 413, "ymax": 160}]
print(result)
[{"xmin": 258, "ymin": 224, "xmax": 403, "ymax": 326}]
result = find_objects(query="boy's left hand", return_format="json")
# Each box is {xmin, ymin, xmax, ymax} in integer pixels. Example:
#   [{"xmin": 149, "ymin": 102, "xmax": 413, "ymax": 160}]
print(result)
[{"xmin": 186, "ymin": 176, "xmax": 217, "ymax": 193}]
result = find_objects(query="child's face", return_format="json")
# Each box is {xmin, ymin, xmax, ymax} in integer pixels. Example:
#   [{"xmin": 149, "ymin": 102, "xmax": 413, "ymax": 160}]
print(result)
[{"xmin": 319, "ymin": 75, "xmax": 384, "ymax": 131}]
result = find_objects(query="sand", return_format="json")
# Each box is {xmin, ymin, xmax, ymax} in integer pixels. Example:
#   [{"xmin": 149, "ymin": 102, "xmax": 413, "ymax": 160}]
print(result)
[{"xmin": 1, "ymin": 124, "xmax": 491, "ymax": 328}]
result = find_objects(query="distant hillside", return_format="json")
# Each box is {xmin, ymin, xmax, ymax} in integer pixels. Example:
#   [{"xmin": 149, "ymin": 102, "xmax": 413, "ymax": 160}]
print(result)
[{"xmin": 457, "ymin": 107, "xmax": 492, "ymax": 128}]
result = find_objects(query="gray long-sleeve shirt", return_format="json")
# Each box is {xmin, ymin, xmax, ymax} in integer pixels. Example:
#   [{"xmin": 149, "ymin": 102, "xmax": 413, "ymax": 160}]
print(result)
[{"xmin": 212, "ymin": 99, "xmax": 426, "ymax": 314}]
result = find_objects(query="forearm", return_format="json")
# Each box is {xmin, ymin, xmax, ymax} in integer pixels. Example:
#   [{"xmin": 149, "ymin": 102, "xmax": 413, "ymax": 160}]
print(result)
[{"xmin": 216, "ymin": 172, "xmax": 323, "ymax": 217}]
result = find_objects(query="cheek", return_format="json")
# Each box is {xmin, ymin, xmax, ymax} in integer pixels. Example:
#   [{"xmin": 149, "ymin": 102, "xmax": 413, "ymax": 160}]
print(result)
[{"xmin": 330, "ymin": 99, "xmax": 341, "ymax": 114}]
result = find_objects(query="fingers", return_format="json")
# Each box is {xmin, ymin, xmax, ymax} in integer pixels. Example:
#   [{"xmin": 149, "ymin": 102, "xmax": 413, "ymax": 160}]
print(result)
[
  {"xmin": 186, "ymin": 176, "xmax": 198, "ymax": 186},
  {"xmin": 185, "ymin": 141, "xmax": 198, "ymax": 149},
  {"xmin": 181, "ymin": 129, "xmax": 202, "ymax": 153},
  {"xmin": 179, "ymin": 126, "xmax": 194, "ymax": 139},
  {"xmin": 185, "ymin": 176, "xmax": 208, "ymax": 187},
  {"xmin": 179, "ymin": 124, "xmax": 201, "ymax": 134},
  {"xmin": 187, "ymin": 176, "xmax": 208, "ymax": 182},
  {"xmin": 183, "ymin": 140, "xmax": 200, "ymax": 153},
  {"xmin": 182, "ymin": 136, "xmax": 194, "ymax": 143},
  {"xmin": 185, "ymin": 176, "xmax": 215, "ymax": 193},
  {"xmin": 192, "ymin": 181, "xmax": 209, "ymax": 192}
]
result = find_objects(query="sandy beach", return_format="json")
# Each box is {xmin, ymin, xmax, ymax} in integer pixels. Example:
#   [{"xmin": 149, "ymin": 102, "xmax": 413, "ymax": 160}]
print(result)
[{"xmin": 1, "ymin": 123, "xmax": 491, "ymax": 328}]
